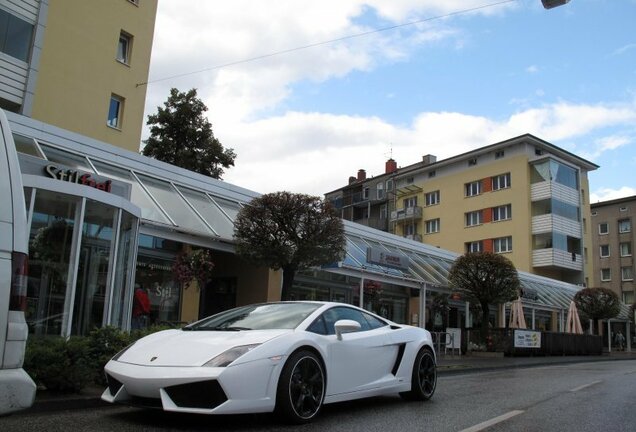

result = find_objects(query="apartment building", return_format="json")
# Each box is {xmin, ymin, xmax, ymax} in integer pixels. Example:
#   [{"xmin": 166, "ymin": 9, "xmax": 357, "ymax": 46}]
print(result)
[
  {"xmin": 591, "ymin": 196, "xmax": 635, "ymax": 304},
  {"xmin": 0, "ymin": 0, "xmax": 157, "ymax": 151},
  {"xmin": 327, "ymin": 134, "xmax": 598, "ymax": 286}
]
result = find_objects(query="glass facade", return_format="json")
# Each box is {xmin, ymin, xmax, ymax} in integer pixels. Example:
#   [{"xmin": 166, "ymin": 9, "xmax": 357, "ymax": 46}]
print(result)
[{"xmin": 531, "ymin": 159, "xmax": 578, "ymax": 189}]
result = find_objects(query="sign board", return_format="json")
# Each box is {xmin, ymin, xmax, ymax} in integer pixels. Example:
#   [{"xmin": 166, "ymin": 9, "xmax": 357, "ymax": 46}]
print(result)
[
  {"xmin": 446, "ymin": 327, "xmax": 461, "ymax": 349},
  {"xmin": 514, "ymin": 329, "xmax": 541, "ymax": 348},
  {"xmin": 366, "ymin": 247, "xmax": 409, "ymax": 271}
]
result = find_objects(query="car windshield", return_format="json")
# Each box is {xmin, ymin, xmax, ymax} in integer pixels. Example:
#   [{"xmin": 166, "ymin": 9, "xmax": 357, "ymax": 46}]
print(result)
[{"xmin": 184, "ymin": 302, "xmax": 322, "ymax": 331}]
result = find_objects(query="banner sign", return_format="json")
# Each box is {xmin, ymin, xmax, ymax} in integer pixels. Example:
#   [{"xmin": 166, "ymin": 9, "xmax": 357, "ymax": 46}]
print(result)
[
  {"xmin": 514, "ymin": 330, "xmax": 541, "ymax": 348},
  {"xmin": 366, "ymin": 247, "xmax": 409, "ymax": 271}
]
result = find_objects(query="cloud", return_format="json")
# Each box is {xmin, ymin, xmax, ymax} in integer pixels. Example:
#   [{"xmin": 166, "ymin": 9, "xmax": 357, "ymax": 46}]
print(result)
[
  {"xmin": 526, "ymin": 65, "xmax": 539, "ymax": 73},
  {"xmin": 612, "ymin": 43, "xmax": 636, "ymax": 56},
  {"xmin": 590, "ymin": 187, "xmax": 636, "ymax": 203}
]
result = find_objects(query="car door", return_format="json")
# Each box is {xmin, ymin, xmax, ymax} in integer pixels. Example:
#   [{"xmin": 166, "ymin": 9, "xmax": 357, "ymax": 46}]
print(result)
[{"xmin": 319, "ymin": 307, "xmax": 397, "ymax": 396}]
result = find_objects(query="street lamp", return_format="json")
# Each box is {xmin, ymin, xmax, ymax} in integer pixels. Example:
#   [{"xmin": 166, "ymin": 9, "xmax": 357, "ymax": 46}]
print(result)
[{"xmin": 541, "ymin": 0, "xmax": 571, "ymax": 9}]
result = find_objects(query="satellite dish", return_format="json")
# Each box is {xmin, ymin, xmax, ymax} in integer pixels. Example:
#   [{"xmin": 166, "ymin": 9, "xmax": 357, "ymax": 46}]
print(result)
[{"xmin": 541, "ymin": 0, "xmax": 571, "ymax": 9}]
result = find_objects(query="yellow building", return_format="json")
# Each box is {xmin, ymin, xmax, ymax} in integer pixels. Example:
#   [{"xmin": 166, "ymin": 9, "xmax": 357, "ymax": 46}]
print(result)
[
  {"xmin": 0, "ymin": 0, "xmax": 157, "ymax": 152},
  {"xmin": 390, "ymin": 135, "xmax": 597, "ymax": 286}
]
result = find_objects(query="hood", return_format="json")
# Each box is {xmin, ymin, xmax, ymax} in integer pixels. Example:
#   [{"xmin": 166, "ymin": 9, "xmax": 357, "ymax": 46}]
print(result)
[{"xmin": 117, "ymin": 329, "xmax": 290, "ymax": 367}]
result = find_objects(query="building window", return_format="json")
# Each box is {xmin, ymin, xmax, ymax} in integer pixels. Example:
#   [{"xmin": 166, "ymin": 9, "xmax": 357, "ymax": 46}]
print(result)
[
  {"xmin": 404, "ymin": 196, "xmax": 417, "ymax": 208},
  {"xmin": 107, "ymin": 95, "xmax": 124, "ymax": 128},
  {"xmin": 598, "ymin": 222, "xmax": 609, "ymax": 235},
  {"xmin": 425, "ymin": 190, "xmax": 440, "ymax": 206},
  {"xmin": 624, "ymin": 291, "xmax": 635, "ymax": 305},
  {"xmin": 468, "ymin": 158, "xmax": 477, "ymax": 166},
  {"xmin": 377, "ymin": 183, "xmax": 384, "ymax": 199},
  {"xmin": 599, "ymin": 245, "xmax": 610, "ymax": 258},
  {"xmin": 406, "ymin": 177, "xmax": 414, "ymax": 184},
  {"xmin": 386, "ymin": 179, "xmax": 393, "ymax": 191},
  {"xmin": 362, "ymin": 187, "xmax": 369, "ymax": 200},
  {"xmin": 620, "ymin": 242, "xmax": 632, "ymax": 257},
  {"xmin": 601, "ymin": 268, "xmax": 611, "ymax": 282},
  {"xmin": 591, "ymin": 211, "xmax": 598, "ymax": 216},
  {"xmin": 425, "ymin": 218, "xmax": 440, "ymax": 234},
  {"xmin": 465, "ymin": 210, "xmax": 483, "ymax": 227},
  {"xmin": 117, "ymin": 31, "xmax": 132, "ymax": 64},
  {"xmin": 465, "ymin": 181, "xmax": 481, "ymax": 197},
  {"xmin": 492, "ymin": 204, "xmax": 512, "ymax": 222},
  {"xmin": 622, "ymin": 267, "xmax": 634, "ymax": 281},
  {"xmin": 428, "ymin": 171, "xmax": 436, "ymax": 178},
  {"xmin": 492, "ymin": 173, "xmax": 511, "ymax": 191},
  {"xmin": 493, "ymin": 236, "xmax": 512, "ymax": 253},
  {"xmin": 495, "ymin": 150, "xmax": 505, "ymax": 159},
  {"xmin": 405, "ymin": 224, "xmax": 417, "ymax": 236},
  {"xmin": 466, "ymin": 241, "xmax": 483, "ymax": 253},
  {"xmin": 535, "ymin": 148, "xmax": 544, "ymax": 156},
  {"xmin": 618, "ymin": 219, "xmax": 631, "ymax": 233},
  {"xmin": 379, "ymin": 204, "xmax": 387, "ymax": 219},
  {"xmin": 0, "ymin": 8, "xmax": 34, "ymax": 62}
]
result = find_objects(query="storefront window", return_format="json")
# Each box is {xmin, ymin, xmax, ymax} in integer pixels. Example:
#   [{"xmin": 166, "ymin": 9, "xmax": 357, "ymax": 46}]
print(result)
[
  {"xmin": 26, "ymin": 190, "xmax": 78, "ymax": 335},
  {"xmin": 135, "ymin": 234, "xmax": 183, "ymax": 326},
  {"xmin": 70, "ymin": 200, "xmax": 116, "ymax": 335},
  {"xmin": 109, "ymin": 211, "xmax": 136, "ymax": 328}
]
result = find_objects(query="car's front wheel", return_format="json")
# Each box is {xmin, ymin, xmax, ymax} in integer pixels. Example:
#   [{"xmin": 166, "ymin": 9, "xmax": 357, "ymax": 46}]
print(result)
[
  {"xmin": 275, "ymin": 350, "xmax": 325, "ymax": 424},
  {"xmin": 400, "ymin": 347, "xmax": 436, "ymax": 401}
]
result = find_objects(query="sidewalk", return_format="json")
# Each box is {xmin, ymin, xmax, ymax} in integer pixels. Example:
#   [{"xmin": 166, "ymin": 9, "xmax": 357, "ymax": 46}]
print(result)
[{"xmin": 24, "ymin": 351, "xmax": 636, "ymax": 414}]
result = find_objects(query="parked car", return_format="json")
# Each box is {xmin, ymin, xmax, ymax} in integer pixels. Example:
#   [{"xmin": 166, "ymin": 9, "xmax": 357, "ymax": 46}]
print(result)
[{"xmin": 102, "ymin": 301, "xmax": 437, "ymax": 423}]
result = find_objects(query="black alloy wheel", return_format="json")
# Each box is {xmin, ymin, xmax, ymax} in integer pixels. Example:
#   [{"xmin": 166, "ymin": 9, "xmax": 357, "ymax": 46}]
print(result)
[
  {"xmin": 400, "ymin": 348, "xmax": 437, "ymax": 401},
  {"xmin": 276, "ymin": 350, "xmax": 325, "ymax": 424}
]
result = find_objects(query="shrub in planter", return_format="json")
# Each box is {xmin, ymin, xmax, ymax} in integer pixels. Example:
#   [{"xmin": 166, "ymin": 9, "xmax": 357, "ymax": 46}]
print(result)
[
  {"xmin": 24, "ymin": 336, "xmax": 94, "ymax": 392},
  {"xmin": 87, "ymin": 326, "xmax": 133, "ymax": 385}
]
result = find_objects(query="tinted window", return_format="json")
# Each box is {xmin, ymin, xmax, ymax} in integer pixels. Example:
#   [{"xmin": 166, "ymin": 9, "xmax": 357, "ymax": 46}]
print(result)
[
  {"xmin": 318, "ymin": 307, "xmax": 387, "ymax": 335},
  {"xmin": 361, "ymin": 311, "xmax": 387, "ymax": 330},
  {"xmin": 307, "ymin": 315, "xmax": 328, "ymax": 335}
]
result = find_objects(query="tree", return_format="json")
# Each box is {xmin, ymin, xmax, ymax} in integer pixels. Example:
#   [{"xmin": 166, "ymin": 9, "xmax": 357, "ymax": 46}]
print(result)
[
  {"xmin": 234, "ymin": 192, "xmax": 346, "ymax": 301},
  {"xmin": 142, "ymin": 88, "xmax": 236, "ymax": 179},
  {"xmin": 573, "ymin": 287, "xmax": 620, "ymax": 334},
  {"xmin": 447, "ymin": 252, "xmax": 520, "ymax": 336}
]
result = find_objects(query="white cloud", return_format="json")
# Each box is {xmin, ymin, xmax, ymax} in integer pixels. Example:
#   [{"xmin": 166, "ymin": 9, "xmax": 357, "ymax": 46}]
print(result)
[
  {"xmin": 590, "ymin": 187, "xmax": 636, "ymax": 203},
  {"xmin": 526, "ymin": 65, "xmax": 539, "ymax": 73}
]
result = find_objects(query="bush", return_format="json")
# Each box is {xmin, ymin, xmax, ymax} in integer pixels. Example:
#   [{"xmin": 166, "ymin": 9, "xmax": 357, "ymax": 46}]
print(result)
[
  {"xmin": 25, "ymin": 325, "xmax": 175, "ymax": 392},
  {"xmin": 24, "ymin": 336, "xmax": 94, "ymax": 392}
]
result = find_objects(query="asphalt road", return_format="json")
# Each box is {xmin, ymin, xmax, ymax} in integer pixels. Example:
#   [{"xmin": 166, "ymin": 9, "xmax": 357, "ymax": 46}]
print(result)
[{"xmin": 2, "ymin": 360, "xmax": 635, "ymax": 432}]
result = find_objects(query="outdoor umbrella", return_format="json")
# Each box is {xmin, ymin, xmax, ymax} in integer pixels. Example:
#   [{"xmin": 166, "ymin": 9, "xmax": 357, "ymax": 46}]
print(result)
[
  {"xmin": 509, "ymin": 298, "xmax": 527, "ymax": 329},
  {"xmin": 565, "ymin": 300, "xmax": 583, "ymax": 334}
]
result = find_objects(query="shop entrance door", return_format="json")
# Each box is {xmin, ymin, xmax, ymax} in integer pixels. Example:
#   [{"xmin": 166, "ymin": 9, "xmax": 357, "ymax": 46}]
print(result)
[{"xmin": 199, "ymin": 278, "xmax": 237, "ymax": 319}]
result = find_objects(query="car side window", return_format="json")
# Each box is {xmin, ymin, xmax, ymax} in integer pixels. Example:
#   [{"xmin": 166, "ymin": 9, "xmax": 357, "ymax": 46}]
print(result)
[
  {"xmin": 361, "ymin": 311, "xmax": 388, "ymax": 330},
  {"xmin": 321, "ymin": 307, "xmax": 372, "ymax": 335},
  {"xmin": 307, "ymin": 315, "xmax": 328, "ymax": 335}
]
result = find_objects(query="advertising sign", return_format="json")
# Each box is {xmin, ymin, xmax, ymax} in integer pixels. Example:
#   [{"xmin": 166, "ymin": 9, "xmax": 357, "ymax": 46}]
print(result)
[
  {"xmin": 514, "ymin": 330, "xmax": 541, "ymax": 348},
  {"xmin": 366, "ymin": 247, "xmax": 409, "ymax": 270}
]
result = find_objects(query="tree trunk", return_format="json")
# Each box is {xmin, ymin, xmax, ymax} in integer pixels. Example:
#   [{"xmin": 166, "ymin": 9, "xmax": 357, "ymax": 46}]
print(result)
[
  {"xmin": 281, "ymin": 266, "xmax": 296, "ymax": 301},
  {"xmin": 480, "ymin": 302, "xmax": 490, "ymax": 340}
]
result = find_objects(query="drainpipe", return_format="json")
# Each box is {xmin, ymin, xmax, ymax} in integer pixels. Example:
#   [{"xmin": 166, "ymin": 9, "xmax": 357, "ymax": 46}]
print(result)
[{"xmin": 607, "ymin": 319, "xmax": 611, "ymax": 353}]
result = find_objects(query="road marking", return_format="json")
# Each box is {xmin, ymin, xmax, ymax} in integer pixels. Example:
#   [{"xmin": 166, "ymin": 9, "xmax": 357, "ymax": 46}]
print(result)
[
  {"xmin": 569, "ymin": 380, "xmax": 602, "ymax": 392},
  {"xmin": 458, "ymin": 410, "xmax": 524, "ymax": 432}
]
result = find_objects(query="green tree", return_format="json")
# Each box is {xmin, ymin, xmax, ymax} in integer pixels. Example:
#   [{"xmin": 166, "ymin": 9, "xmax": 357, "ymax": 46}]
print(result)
[
  {"xmin": 234, "ymin": 192, "xmax": 346, "ymax": 300},
  {"xmin": 447, "ymin": 252, "xmax": 520, "ymax": 336},
  {"xmin": 574, "ymin": 287, "xmax": 620, "ymax": 334},
  {"xmin": 142, "ymin": 88, "xmax": 236, "ymax": 179}
]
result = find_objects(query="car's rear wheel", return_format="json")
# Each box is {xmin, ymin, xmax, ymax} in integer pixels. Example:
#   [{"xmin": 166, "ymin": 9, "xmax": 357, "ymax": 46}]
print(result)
[
  {"xmin": 400, "ymin": 347, "xmax": 436, "ymax": 401},
  {"xmin": 275, "ymin": 350, "xmax": 325, "ymax": 424}
]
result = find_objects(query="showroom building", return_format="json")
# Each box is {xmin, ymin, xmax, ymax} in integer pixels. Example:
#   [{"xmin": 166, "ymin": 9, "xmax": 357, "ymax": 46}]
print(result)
[{"xmin": 5, "ymin": 111, "xmax": 632, "ymax": 348}]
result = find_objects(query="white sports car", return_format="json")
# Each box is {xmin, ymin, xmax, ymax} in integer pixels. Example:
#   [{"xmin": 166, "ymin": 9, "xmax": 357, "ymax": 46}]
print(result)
[{"xmin": 102, "ymin": 301, "xmax": 437, "ymax": 423}]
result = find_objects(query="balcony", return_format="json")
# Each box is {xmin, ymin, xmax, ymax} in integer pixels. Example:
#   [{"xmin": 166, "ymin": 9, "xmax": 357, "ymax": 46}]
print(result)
[
  {"xmin": 354, "ymin": 217, "xmax": 388, "ymax": 231},
  {"xmin": 390, "ymin": 206, "xmax": 423, "ymax": 223},
  {"xmin": 531, "ymin": 214, "xmax": 581, "ymax": 238},
  {"xmin": 532, "ymin": 248, "xmax": 583, "ymax": 271},
  {"xmin": 531, "ymin": 181, "xmax": 579, "ymax": 205},
  {"xmin": 405, "ymin": 234, "xmax": 422, "ymax": 242}
]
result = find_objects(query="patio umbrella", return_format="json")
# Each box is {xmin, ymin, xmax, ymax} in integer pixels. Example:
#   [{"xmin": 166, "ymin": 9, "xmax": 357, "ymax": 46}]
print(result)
[
  {"xmin": 509, "ymin": 298, "xmax": 527, "ymax": 329},
  {"xmin": 565, "ymin": 300, "xmax": 583, "ymax": 334}
]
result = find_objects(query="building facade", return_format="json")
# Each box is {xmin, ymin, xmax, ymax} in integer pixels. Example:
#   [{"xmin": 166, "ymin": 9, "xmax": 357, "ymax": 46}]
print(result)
[
  {"xmin": 0, "ymin": 0, "xmax": 156, "ymax": 152},
  {"xmin": 591, "ymin": 196, "xmax": 635, "ymax": 304},
  {"xmin": 328, "ymin": 135, "xmax": 598, "ymax": 287}
]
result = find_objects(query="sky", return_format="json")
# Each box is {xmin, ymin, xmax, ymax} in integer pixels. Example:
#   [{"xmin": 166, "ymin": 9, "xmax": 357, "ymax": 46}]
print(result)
[{"xmin": 142, "ymin": 0, "xmax": 636, "ymax": 202}]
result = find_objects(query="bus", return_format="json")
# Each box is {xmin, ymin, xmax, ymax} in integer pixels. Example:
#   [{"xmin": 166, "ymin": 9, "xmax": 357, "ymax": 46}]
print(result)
[{"xmin": 0, "ymin": 109, "xmax": 36, "ymax": 415}]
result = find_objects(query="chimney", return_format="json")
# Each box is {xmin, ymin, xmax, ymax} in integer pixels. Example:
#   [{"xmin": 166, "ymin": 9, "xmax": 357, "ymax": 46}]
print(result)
[
  {"xmin": 357, "ymin": 169, "xmax": 366, "ymax": 181},
  {"xmin": 385, "ymin": 158, "xmax": 397, "ymax": 174},
  {"xmin": 348, "ymin": 176, "xmax": 357, "ymax": 184},
  {"xmin": 422, "ymin": 154, "xmax": 437, "ymax": 165}
]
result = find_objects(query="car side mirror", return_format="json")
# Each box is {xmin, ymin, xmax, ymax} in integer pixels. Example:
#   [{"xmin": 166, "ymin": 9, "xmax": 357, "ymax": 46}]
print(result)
[{"xmin": 334, "ymin": 319, "xmax": 361, "ymax": 340}]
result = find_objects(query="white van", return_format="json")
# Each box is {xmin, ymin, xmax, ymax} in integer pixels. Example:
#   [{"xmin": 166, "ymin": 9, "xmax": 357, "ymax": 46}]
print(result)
[{"xmin": 0, "ymin": 109, "xmax": 36, "ymax": 415}]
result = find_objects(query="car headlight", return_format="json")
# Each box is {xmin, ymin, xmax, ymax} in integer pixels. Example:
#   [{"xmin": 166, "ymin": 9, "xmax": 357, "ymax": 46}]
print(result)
[{"xmin": 203, "ymin": 344, "xmax": 261, "ymax": 367}]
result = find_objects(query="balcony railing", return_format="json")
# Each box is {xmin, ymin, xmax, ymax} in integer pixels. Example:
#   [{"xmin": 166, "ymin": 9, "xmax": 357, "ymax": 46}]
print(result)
[
  {"xmin": 405, "ymin": 234, "xmax": 422, "ymax": 242},
  {"xmin": 532, "ymin": 248, "xmax": 583, "ymax": 271},
  {"xmin": 390, "ymin": 206, "xmax": 423, "ymax": 223}
]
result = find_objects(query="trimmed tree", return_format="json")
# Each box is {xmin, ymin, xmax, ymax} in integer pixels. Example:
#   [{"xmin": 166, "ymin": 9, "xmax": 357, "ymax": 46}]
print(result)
[
  {"xmin": 233, "ymin": 192, "xmax": 346, "ymax": 301},
  {"xmin": 573, "ymin": 287, "xmax": 620, "ymax": 334},
  {"xmin": 447, "ymin": 252, "xmax": 520, "ymax": 336},
  {"xmin": 142, "ymin": 88, "xmax": 236, "ymax": 179}
]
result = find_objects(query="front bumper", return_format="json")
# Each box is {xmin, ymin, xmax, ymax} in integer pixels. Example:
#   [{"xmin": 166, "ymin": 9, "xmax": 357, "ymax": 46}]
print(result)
[{"xmin": 102, "ymin": 356, "xmax": 283, "ymax": 415}]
